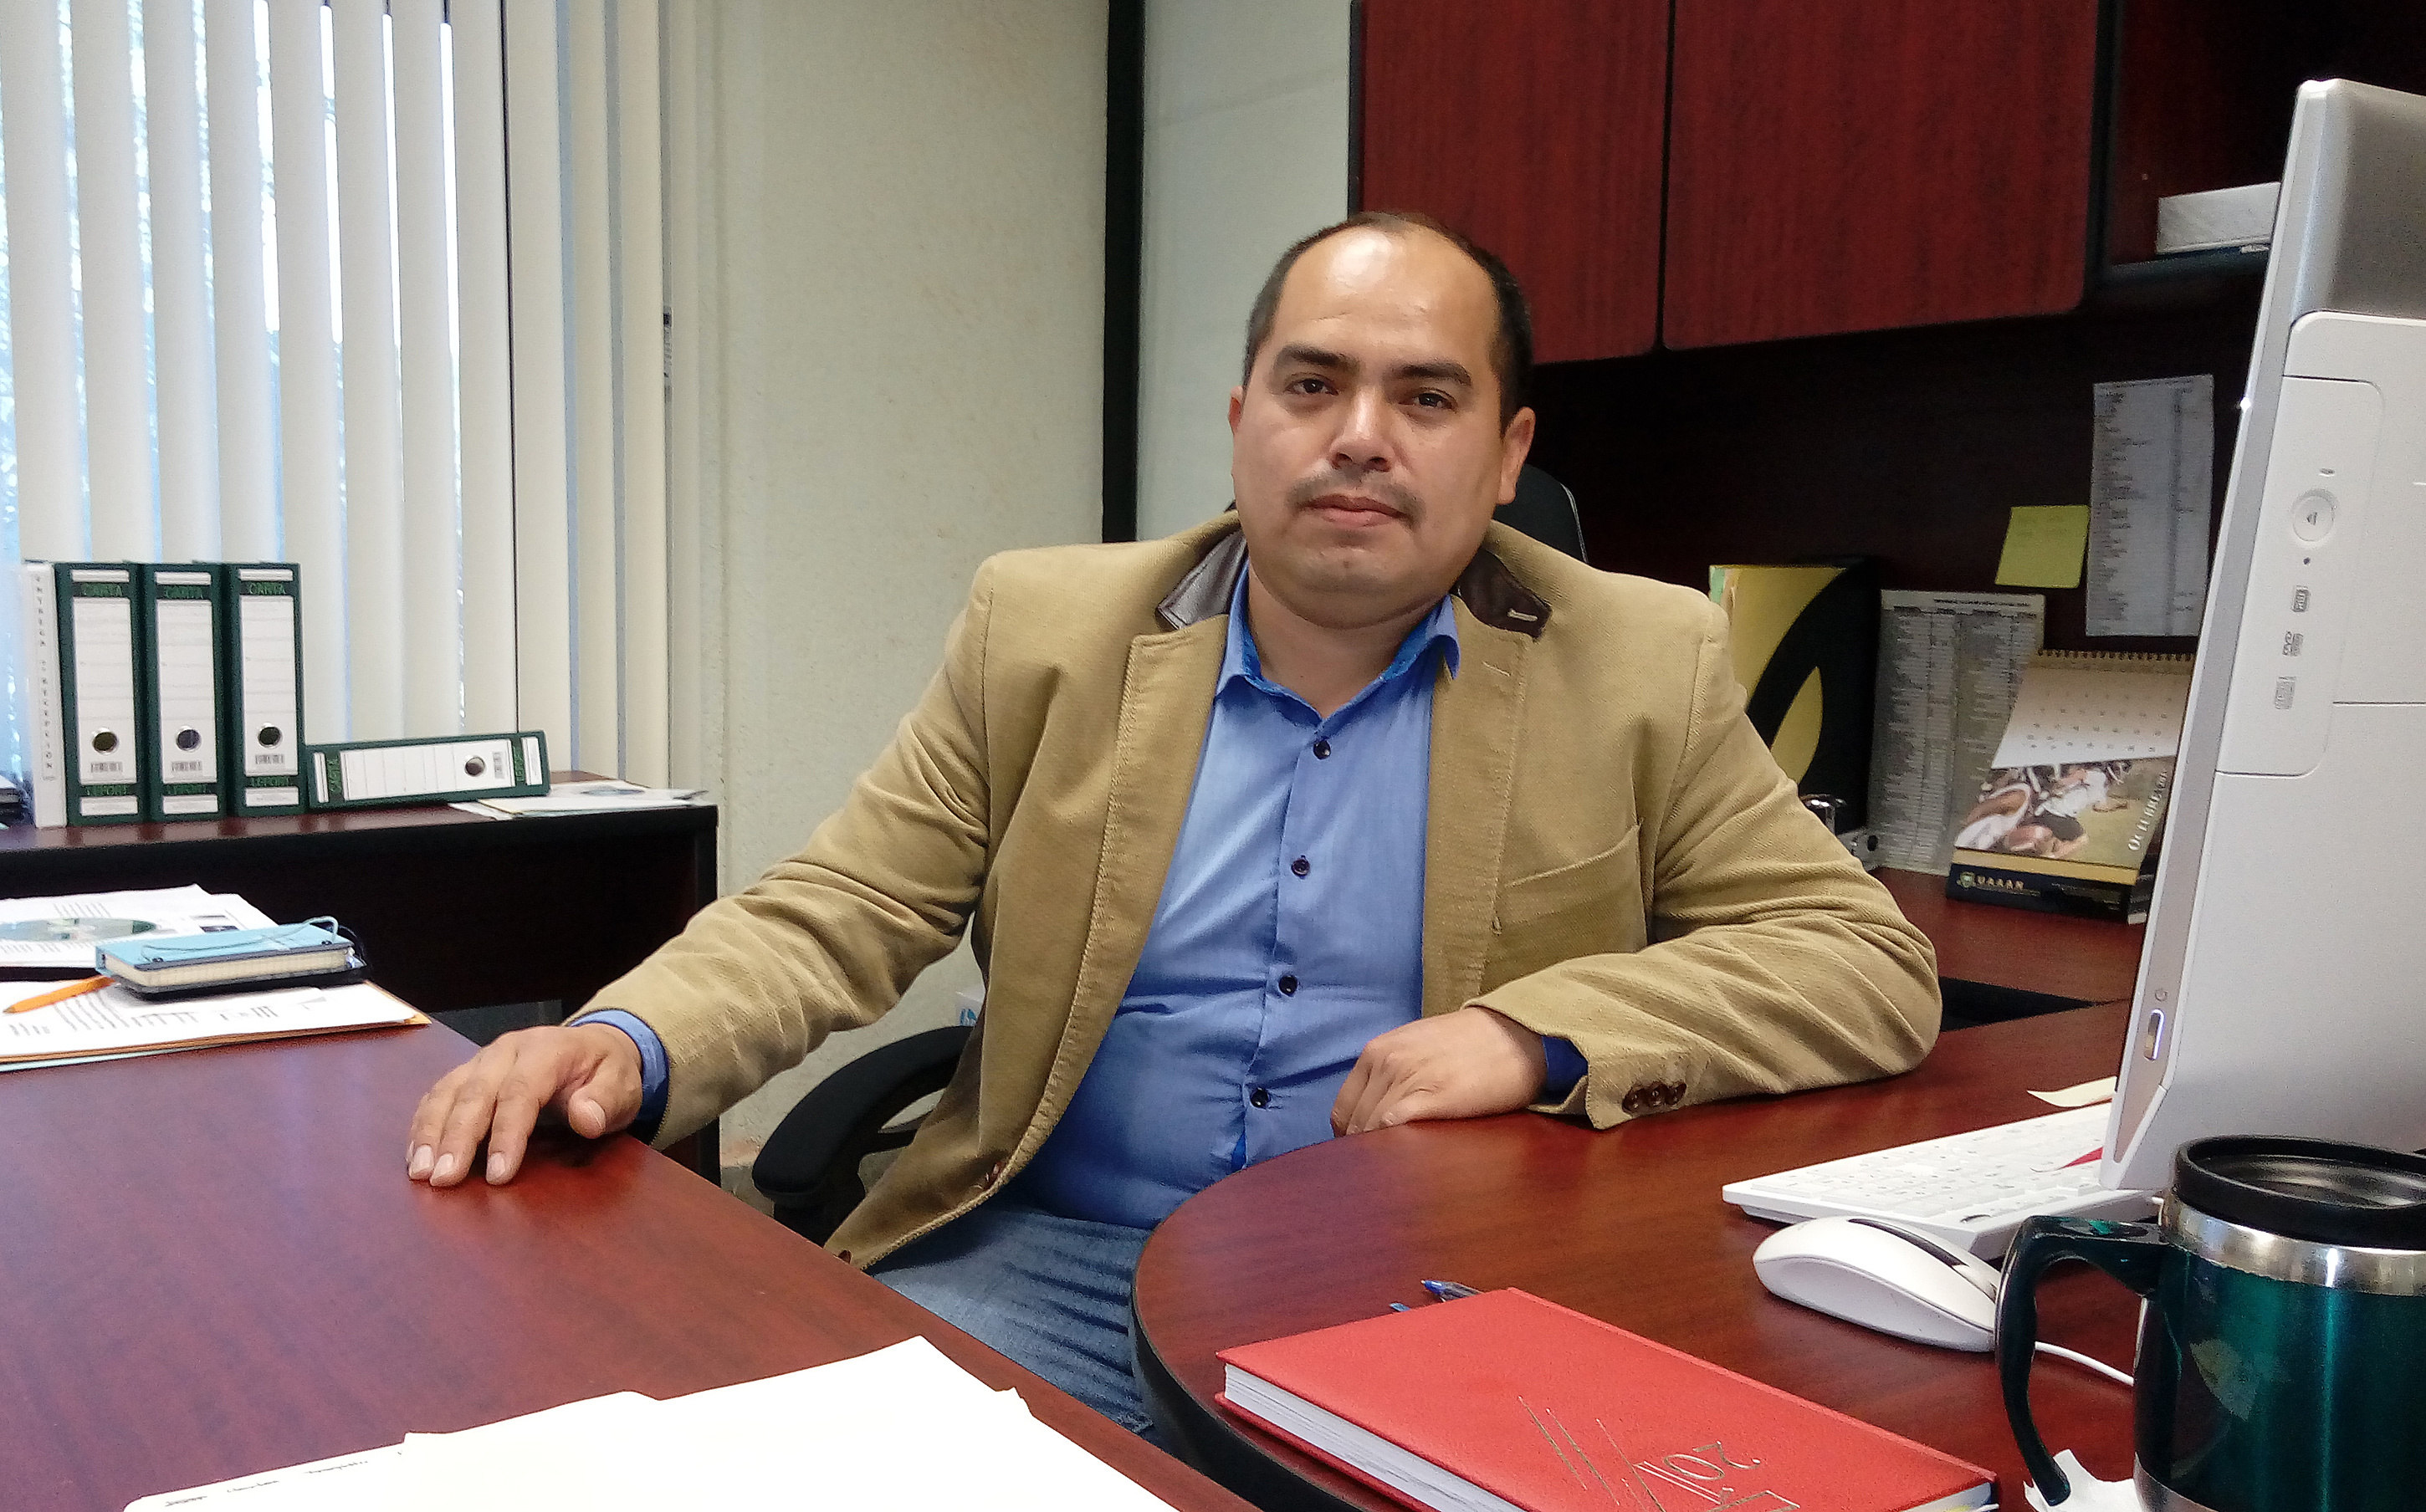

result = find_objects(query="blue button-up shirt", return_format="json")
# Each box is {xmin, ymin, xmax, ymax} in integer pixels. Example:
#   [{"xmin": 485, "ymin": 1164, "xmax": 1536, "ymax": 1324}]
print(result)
[{"xmin": 1014, "ymin": 571, "xmax": 1456, "ymax": 1228}]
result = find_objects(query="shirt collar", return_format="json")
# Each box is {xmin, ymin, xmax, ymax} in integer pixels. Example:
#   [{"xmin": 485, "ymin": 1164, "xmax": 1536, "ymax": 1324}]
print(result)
[{"xmin": 1218, "ymin": 566, "xmax": 1462, "ymax": 700}]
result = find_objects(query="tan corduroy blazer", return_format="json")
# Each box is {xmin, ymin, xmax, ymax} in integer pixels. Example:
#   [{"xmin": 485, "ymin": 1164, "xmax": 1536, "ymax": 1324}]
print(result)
[{"xmin": 581, "ymin": 518, "xmax": 1940, "ymax": 1266}]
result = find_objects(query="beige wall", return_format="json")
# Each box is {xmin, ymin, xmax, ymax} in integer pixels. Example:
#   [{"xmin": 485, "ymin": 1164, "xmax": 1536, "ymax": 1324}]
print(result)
[
  {"xmin": 683, "ymin": 2, "xmax": 1107, "ymax": 1157},
  {"xmin": 1135, "ymin": 0, "xmax": 1352, "ymax": 541}
]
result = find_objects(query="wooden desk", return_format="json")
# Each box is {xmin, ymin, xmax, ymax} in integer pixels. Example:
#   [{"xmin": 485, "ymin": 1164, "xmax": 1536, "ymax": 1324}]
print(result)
[
  {"xmin": 0, "ymin": 783, "xmax": 714, "ymax": 1016},
  {"xmin": 1878, "ymin": 868, "xmax": 2146, "ymax": 1019},
  {"xmin": 0, "ymin": 1024, "xmax": 1251, "ymax": 1512},
  {"xmin": 1133, "ymin": 1003, "xmax": 2141, "ymax": 1510}
]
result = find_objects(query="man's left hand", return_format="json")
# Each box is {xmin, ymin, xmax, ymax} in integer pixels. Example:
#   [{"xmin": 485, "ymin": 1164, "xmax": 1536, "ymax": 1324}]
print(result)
[{"xmin": 1331, "ymin": 1006, "xmax": 1549, "ymax": 1137}]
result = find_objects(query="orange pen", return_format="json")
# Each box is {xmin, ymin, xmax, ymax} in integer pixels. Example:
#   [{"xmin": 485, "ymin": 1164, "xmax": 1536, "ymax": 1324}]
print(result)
[{"xmin": 4, "ymin": 976, "xmax": 112, "ymax": 1014}]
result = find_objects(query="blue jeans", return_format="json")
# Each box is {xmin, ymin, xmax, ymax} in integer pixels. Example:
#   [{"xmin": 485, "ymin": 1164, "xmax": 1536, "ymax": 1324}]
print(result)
[{"xmin": 869, "ymin": 1198, "xmax": 1162, "ymax": 1439}]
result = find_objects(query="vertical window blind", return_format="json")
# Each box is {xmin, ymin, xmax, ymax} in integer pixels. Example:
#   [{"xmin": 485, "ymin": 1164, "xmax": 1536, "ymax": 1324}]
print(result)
[{"xmin": 0, "ymin": 0, "xmax": 675, "ymax": 786}]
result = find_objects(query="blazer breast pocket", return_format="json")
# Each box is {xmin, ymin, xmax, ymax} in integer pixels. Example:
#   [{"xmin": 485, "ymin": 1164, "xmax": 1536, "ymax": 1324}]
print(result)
[{"xmin": 1483, "ymin": 826, "xmax": 1647, "ymax": 991}]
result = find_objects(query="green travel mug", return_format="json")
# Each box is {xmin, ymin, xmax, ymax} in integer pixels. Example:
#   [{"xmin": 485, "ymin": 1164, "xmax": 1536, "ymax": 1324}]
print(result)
[{"xmin": 1996, "ymin": 1136, "xmax": 2426, "ymax": 1509}]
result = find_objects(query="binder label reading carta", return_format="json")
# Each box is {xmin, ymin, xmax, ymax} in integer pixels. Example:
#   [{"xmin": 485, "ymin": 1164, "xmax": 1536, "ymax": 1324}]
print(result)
[{"xmin": 153, "ymin": 581, "xmax": 219, "ymax": 787}]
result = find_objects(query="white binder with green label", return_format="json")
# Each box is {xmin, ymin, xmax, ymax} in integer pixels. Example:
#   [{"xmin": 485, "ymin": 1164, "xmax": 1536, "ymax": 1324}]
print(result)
[
  {"xmin": 305, "ymin": 731, "xmax": 550, "ymax": 810},
  {"xmin": 140, "ymin": 565, "xmax": 230, "ymax": 821},
  {"xmin": 53, "ymin": 564, "xmax": 149, "ymax": 825},
  {"xmin": 219, "ymin": 564, "xmax": 306, "ymax": 815}
]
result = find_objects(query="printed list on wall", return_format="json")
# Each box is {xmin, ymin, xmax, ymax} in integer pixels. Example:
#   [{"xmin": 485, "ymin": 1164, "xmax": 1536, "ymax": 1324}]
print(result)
[{"xmin": 2087, "ymin": 375, "xmax": 2216, "ymax": 637}]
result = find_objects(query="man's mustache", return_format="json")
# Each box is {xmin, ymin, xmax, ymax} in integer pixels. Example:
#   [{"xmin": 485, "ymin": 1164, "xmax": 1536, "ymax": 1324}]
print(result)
[{"xmin": 1286, "ymin": 470, "xmax": 1420, "ymax": 518}]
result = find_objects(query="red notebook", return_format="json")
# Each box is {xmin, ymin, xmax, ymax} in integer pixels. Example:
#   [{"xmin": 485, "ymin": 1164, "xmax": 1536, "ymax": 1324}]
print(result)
[{"xmin": 1216, "ymin": 1290, "xmax": 1992, "ymax": 1512}]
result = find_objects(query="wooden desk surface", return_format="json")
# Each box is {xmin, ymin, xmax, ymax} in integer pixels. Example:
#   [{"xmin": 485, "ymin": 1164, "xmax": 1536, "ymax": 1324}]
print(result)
[
  {"xmin": 1877, "ymin": 868, "xmax": 2146, "ymax": 1005},
  {"xmin": 0, "ymin": 1024, "xmax": 1251, "ymax": 1512},
  {"xmin": 1134, "ymin": 1003, "xmax": 2142, "ymax": 1509}
]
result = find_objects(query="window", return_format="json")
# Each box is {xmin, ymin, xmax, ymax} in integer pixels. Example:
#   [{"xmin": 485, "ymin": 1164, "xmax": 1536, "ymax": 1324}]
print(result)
[{"xmin": 0, "ymin": 0, "xmax": 678, "ymax": 784}]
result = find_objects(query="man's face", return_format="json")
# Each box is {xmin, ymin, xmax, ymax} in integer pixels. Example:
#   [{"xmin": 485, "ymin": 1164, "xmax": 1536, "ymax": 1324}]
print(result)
[{"xmin": 1229, "ymin": 227, "xmax": 1535, "ymax": 631}]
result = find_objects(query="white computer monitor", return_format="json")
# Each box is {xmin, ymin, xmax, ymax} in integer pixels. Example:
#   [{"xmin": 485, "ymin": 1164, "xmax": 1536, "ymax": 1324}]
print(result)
[{"xmin": 2104, "ymin": 79, "xmax": 2426, "ymax": 1192}]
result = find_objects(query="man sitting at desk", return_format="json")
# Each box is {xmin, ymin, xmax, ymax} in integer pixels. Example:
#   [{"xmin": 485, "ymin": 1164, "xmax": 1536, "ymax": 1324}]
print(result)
[{"xmin": 405, "ymin": 212, "xmax": 1941, "ymax": 1435}]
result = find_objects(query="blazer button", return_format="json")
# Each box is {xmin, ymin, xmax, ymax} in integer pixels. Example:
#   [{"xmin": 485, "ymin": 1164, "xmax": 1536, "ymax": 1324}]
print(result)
[
  {"xmin": 980, "ymin": 1159, "xmax": 1006, "ymax": 1189},
  {"xmin": 1666, "ymin": 1082, "xmax": 1686, "ymax": 1106},
  {"xmin": 835, "ymin": 1249, "xmax": 852, "ymax": 1264},
  {"xmin": 1621, "ymin": 1086, "xmax": 1651, "ymax": 1115}
]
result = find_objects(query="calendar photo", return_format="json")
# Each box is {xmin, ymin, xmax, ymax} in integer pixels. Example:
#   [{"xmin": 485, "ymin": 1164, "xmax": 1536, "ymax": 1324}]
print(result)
[{"xmin": 1954, "ymin": 758, "xmax": 2175, "ymax": 871}]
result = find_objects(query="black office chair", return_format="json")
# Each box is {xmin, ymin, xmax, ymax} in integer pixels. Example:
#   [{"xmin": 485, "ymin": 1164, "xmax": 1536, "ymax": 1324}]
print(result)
[
  {"xmin": 755, "ymin": 1024, "xmax": 972, "ymax": 1242},
  {"xmin": 1497, "ymin": 463, "xmax": 1588, "ymax": 563},
  {"xmin": 750, "ymin": 468, "xmax": 1590, "ymax": 1241}
]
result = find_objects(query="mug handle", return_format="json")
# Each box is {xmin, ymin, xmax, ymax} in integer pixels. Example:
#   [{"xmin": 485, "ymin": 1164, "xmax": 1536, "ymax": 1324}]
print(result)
[{"xmin": 1995, "ymin": 1215, "xmax": 2167, "ymax": 1504}]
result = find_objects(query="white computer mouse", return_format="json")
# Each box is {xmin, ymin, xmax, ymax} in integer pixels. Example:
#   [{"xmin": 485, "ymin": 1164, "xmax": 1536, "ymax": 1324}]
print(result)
[{"xmin": 1752, "ymin": 1216, "xmax": 2003, "ymax": 1351}]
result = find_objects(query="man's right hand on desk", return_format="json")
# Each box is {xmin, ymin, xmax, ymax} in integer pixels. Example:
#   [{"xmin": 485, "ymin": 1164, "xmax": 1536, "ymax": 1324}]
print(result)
[{"xmin": 406, "ymin": 1024, "xmax": 642, "ymax": 1187}]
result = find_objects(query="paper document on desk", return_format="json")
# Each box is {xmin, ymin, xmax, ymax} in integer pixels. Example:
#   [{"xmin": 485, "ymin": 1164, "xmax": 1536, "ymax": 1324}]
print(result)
[
  {"xmin": 404, "ymin": 1339, "xmax": 1175, "ymax": 1512},
  {"xmin": 459, "ymin": 780, "xmax": 706, "ymax": 818},
  {"xmin": 121, "ymin": 1443, "xmax": 407, "ymax": 1510},
  {"xmin": 0, "ymin": 885, "xmax": 275, "ymax": 968},
  {"xmin": 0, "ymin": 981, "xmax": 421, "ymax": 1067},
  {"xmin": 2032, "ymin": 1075, "xmax": 2119, "ymax": 1108},
  {"xmin": 127, "ymin": 1338, "xmax": 1179, "ymax": 1512},
  {"xmin": 400, "ymin": 1393, "xmax": 671, "ymax": 1505},
  {"xmin": 650, "ymin": 1337, "xmax": 1175, "ymax": 1511}
]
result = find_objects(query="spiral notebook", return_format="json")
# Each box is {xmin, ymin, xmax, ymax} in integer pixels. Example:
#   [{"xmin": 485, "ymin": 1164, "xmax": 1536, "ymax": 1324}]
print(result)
[{"xmin": 1946, "ymin": 651, "xmax": 2195, "ymax": 922}]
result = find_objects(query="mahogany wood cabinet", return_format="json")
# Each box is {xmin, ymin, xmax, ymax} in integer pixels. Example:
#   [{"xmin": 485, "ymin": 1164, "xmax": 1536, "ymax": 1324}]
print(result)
[
  {"xmin": 1357, "ymin": 0, "xmax": 1669, "ymax": 362},
  {"xmin": 1662, "ymin": 0, "xmax": 2099, "ymax": 347},
  {"xmin": 1357, "ymin": 0, "xmax": 2101, "ymax": 355}
]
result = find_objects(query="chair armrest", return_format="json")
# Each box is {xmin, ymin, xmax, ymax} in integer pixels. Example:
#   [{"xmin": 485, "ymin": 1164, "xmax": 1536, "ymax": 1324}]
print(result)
[{"xmin": 751, "ymin": 1024, "xmax": 972, "ymax": 1202}]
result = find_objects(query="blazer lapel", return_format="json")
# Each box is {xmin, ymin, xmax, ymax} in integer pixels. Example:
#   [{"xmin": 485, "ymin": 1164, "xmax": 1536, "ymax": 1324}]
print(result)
[
  {"xmin": 1424, "ymin": 602, "xmax": 1531, "ymax": 1017},
  {"xmin": 1057, "ymin": 620, "xmax": 1227, "ymax": 1057}
]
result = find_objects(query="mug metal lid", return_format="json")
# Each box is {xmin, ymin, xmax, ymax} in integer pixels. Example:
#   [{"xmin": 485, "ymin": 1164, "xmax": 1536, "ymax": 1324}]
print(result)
[{"xmin": 2176, "ymin": 1136, "xmax": 2426, "ymax": 1250}]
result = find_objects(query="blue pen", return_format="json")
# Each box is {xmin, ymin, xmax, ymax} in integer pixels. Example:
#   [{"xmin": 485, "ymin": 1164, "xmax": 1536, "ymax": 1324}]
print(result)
[{"xmin": 1421, "ymin": 1279, "xmax": 1482, "ymax": 1301}]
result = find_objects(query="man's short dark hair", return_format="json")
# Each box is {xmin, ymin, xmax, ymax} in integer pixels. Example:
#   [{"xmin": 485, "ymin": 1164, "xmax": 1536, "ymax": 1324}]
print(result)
[{"xmin": 1241, "ymin": 211, "xmax": 1533, "ymax": 427}]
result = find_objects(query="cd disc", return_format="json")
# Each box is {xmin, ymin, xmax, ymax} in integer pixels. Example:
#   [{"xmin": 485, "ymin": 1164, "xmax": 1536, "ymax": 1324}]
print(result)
[{"xmin": 0, "ymin": 917, "xmax": 160, "ymax": 943}]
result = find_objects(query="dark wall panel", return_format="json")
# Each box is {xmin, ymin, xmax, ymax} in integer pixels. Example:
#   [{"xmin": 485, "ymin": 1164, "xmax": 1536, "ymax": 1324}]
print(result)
[{"xmin": 1529, "ymin": 291, "xmax": 2260, "ymax": 655}]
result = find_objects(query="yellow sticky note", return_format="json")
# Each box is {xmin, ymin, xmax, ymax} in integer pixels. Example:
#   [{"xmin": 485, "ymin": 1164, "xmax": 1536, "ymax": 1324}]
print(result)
[{"xmin": 1996, "ymin": 504, "xmax": 2091, "ymax": 588}]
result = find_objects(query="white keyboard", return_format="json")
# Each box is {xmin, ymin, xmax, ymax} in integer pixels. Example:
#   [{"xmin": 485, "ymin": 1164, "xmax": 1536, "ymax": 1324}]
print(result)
[{"xmin": 1722, "ymin": 1105, "xmax": 2157, "ymax": 1259}]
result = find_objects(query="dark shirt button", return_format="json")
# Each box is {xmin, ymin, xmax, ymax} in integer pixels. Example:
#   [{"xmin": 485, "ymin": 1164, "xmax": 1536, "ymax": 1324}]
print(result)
[
  {"xmin": 1277, "ymin": 973, "xmax": 1298, "ymax": 996},
  {"xmin": 1291, "ymin": 856, "xmax": 1310, "ymax": 877},
  {"xmin": 1249, "ymin": 1087, "xmax": 1271, "ymax": 1108},
  {"xmin": 1312, "ymin": 738, "xmax": 1332, "ymax": 759}
]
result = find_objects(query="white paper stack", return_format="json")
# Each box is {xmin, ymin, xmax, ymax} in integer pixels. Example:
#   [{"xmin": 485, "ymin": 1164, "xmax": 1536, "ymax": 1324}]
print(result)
[
  {"xmin": 448, "ymin": 781, "xmax": 708, "ymax": 820},
  {"xmin": 124, "ymin": 1338, "xmax": 1178, "ymax": 1512},
  {"xmin": 0, "ymin": 981, "xmax": 422, "ymax": 1072}
]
